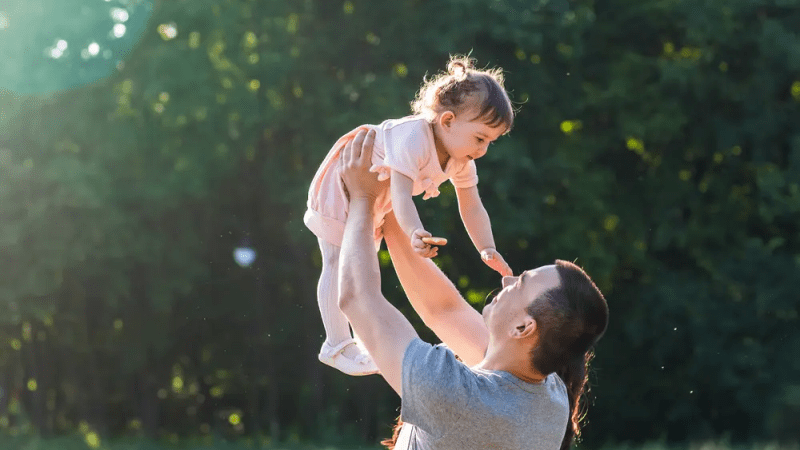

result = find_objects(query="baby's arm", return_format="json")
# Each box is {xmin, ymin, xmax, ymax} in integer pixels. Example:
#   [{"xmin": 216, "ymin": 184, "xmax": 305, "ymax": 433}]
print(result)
[
  {"xmin": 455, "ymin": 185, "xmax": 513, "ymax": 277},
  {"xmin": 391, "ymin": 170, "xmax": 440, "ymax": 258}
]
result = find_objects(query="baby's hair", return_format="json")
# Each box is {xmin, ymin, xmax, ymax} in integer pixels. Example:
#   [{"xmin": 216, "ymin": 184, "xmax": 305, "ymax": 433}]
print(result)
[{"xmin": 411, "ymin": 55, "xmax": 514, "ymax": 132}]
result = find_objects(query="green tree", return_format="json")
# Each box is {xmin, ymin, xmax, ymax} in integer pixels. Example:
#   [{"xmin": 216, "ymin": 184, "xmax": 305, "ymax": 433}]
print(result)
[{"xmin": 1, "ymin": 0, "xmax": 798, "ymax": 445}]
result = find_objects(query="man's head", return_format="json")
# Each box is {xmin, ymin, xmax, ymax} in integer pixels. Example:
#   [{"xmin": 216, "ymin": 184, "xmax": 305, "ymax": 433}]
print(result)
[
  {"xmin": 482, "ymin": 260, "xmax": 608, "ymax": 376},
  {"xmin": 481, "ymin": 260, "xmax": 608, "ymax": 450}
]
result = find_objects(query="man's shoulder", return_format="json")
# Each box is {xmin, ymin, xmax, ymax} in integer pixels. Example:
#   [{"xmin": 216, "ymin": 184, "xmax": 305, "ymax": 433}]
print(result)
[
  {"xmin": 400, "ymin": 339, "xmax": 475, "ymax": 443},
  {"xmin": 404, "ymin": 338, "xmax": 457, "ymax": 363},
  {"xmin": 403, "ymin": 338, "xmax": 476, "ymax": 395}
]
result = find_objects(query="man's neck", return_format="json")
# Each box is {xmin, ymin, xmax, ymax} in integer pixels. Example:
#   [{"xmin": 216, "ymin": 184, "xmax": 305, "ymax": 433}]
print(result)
[{"xmin": 476, "ymin": 345, "xmax": 547, "ymax": 384}]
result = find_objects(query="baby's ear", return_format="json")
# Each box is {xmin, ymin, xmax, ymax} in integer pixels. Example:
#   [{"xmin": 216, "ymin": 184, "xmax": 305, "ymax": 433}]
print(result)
[{"xmin": 439, "ymin": 110, "xmax": 455, "ymax": 128}]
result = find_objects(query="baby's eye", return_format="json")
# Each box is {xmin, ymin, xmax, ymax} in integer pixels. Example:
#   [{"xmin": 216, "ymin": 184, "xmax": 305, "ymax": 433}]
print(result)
[{"xmin": 476, "ymin": 137, "xmax": 484, "ymax": 143}]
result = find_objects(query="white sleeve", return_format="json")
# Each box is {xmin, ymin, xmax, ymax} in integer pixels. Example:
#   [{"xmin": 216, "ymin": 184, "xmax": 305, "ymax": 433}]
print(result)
[
  {"xmin": 450, "ymin": 159, "xmax": 479, "ymax": 189},
  {"xmin": 382, "ymin": 122, "xmax": 431, "ymax": 181}
]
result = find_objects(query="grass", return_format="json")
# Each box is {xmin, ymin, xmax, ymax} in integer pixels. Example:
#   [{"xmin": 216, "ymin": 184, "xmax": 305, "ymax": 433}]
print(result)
[
  {"xmin": 0, "ymin": 434, "xmax": 796, "ymax": 450},
  {"xmin": 0, "ymin": 434, "xmax": 384, "ymax": 450}
]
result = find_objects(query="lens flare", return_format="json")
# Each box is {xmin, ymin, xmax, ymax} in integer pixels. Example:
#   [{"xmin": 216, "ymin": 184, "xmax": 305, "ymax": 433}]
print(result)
[{"xmin": 233, "ymin": 247, "xmax": 256, "ymax": 268}]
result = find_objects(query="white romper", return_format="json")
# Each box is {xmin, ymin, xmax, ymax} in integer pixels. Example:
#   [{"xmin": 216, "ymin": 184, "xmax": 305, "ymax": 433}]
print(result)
[{"xmin": 304, "ymin": 116, "xmax": 479, "ymax": 248}]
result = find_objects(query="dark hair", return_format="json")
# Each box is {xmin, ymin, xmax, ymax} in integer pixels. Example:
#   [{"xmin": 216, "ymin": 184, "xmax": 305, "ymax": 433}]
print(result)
[
  {"xmin": 527, "ymin": 260, "xmax": 609, "ymax": 450},
  {"xmin": 411, "ymin": 55, "xmax": 514, "ymax": 132}
]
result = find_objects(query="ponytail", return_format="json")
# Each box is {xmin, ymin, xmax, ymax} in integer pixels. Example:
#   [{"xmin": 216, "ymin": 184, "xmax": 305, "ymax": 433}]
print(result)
[
  {"xmin": 556, "ymin": 351, "xmax": 594, "ymax": 450},
  {"xmin": 527, "ymin": 260, "xmax": 608, "ymax": 450},
  {"xmin": 411, "ymin": 55, "xmax": 514, "ymax": 131}
]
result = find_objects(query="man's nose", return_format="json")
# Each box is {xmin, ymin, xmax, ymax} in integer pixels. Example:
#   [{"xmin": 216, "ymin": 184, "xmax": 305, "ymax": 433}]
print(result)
[{"xmin": 502, "ymin": 276, "xmax": 518, "ymax": 288}]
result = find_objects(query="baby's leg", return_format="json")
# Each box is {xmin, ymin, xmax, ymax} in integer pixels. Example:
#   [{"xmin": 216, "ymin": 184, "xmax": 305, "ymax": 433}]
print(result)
[
  {"xmin": 316, "ymin": 238, "xmax": 378, "ymax": 375},
  {"xmin": 317, "ymin": 238, "xmax": 351, "ymax": 346}
]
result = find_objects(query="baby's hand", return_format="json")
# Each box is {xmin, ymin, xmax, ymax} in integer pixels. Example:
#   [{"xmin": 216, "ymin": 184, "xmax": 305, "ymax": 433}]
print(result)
[
  {"xmin": 411, "ymin": 228, "xmax": 444, "ymax": 259},
  {"xmin": 480, "ymin": 248, "xmax": 513, "ymax": 277}
]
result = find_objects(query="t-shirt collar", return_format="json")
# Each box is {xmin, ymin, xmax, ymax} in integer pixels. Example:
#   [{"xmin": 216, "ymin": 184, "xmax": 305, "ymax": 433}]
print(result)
[{"xmin": 472, "ymin": 367, "xmax": 548, "ymax": 393}]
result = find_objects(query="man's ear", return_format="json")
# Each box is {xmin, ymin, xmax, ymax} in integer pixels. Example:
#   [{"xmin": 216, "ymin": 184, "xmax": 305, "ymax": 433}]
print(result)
[
  {"xmin": 439, "ymin": 110, "xmax": 455, "ymax": 129},
  {"xmin": 512, "ymin": 317, "xmax": 536, "ymax": 339}
]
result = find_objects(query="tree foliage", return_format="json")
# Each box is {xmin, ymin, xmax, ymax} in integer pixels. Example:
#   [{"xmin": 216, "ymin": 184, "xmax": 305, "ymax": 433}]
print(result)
[{"xmin": 0, "ymin": 0, "xmax": 798, "ymax": 445}]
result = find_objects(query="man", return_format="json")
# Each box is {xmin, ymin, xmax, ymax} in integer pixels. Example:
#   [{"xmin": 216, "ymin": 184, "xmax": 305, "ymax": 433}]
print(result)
[{"xmin": 337, "ymin": 129, "xmax": 609, "ymax": 450}]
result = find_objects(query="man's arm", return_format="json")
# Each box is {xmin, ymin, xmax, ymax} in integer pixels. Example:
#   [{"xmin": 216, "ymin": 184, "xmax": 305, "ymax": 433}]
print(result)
[
  {"xmin": 337, "ymin": 129, "xmax": 418, "ymax": 396},
  {"xmin": 383, "ymin": 210, "xmax": 489, "ymax": 366}
]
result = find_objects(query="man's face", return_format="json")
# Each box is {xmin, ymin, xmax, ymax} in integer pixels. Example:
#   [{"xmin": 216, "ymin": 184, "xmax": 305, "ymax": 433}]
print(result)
[{"xmin": 482, "ymin": 265, "xmax": 561, "ymax": 337}]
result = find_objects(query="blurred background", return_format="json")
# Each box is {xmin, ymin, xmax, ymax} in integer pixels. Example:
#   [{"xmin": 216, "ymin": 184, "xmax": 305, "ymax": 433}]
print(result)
[{"xmin": 0, "ymin": 0, "xmax": 799, "ymax": 449}]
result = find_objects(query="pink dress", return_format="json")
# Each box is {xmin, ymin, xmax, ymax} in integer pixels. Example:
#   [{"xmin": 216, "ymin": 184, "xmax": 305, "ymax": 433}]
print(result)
[{"xmin": 304, "ymin": 116, "xmax": 478, "ymax": 248}]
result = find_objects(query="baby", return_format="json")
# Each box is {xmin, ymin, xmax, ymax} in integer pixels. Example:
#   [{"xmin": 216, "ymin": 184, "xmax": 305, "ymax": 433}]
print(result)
[{"xmin": 304, "ymin": 56, "xmax": 514, "ymax": 375}]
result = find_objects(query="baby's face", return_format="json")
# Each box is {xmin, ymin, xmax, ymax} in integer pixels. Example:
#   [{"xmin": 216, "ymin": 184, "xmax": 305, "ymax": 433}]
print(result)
[{"xmin": 439, "ymin": 112, "xmax": 506, "ymax": 163}]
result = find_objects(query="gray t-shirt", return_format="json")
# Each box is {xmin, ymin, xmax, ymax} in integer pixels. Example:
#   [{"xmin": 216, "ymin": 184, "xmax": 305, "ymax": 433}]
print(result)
[{"xmin": 397, "ymin": 338, "xmax": 569, "ymax": 450}]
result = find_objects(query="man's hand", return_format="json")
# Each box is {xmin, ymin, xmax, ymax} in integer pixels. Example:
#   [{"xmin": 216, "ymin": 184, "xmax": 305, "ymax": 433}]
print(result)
[
  {"xmin": 340, "ymin": 129, "xmax": 387, "ymax": 201},
  {"xmin": 480, "ymin": 248, "xmax": 513, "ymax": 277}
]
